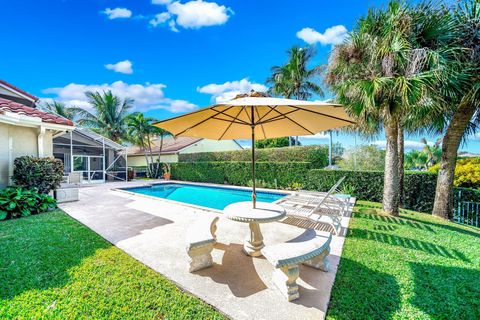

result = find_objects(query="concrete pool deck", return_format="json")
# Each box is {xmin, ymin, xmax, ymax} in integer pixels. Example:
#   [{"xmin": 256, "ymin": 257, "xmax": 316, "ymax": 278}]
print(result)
[{"xmin": 59, "ymin": 180, "xmax": 355, "ymax": 320}]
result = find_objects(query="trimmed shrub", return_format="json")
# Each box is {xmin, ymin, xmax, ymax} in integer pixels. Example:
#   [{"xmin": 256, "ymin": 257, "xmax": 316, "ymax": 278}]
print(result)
[
  {"xmin": 0, "ymin": 187, "xmax": 57, "ymax": 221},
  {"xmin": 429, "ymin": 157, "xmax": 480, "ymax": 189},
  {"xmin": 171, "ymin": 162, "xmax": 310, "ymax": 189},
  {"xmin": 179, "ymin": 145, "xmax": 329, "ymax": 168},
  {"xmin": 170, "ymin": 162, "xmax": 439, "ymax": 213},
  {"xmin": 12, "ymin": 156, "xmax": 64, "ymax": 194}
]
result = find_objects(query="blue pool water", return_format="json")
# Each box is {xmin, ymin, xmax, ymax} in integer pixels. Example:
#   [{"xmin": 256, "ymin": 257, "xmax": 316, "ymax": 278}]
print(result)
[{"xmin": 123, "ymin": 183, "xmax": 286, "ymax": 210}]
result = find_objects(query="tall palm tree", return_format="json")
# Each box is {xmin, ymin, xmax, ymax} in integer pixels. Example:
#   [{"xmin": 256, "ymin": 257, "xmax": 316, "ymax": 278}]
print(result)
[
  {"xmin": 75, "ymin": 91, "xmax": 133, "ymax": 142},
  {"xmin": 267, "ymin": 46, "xmax": 324, "ymax": 145},
  {"xmin": 326, "ymin": 1, "xmax": 444, "ymax": 216},
  {"xmin": 42, "ymin": 100, "xmax": 78, "ymax": 121},
  {"xmin": 150, "ymin": 126, "xmax": 172, "ymax": 178},
  {"xmin": 126, "ymin": 112, "xmax": 156, "ymax": 177},
  {"xmin": 432, "ymin": 0, "xmax": 480, "ymax": 219}
]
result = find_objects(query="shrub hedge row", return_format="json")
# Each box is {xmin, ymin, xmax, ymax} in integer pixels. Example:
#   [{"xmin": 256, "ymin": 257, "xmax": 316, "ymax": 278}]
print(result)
[
  {"xmin": 171, "ymin": 162, "xmax": 310, "ymax": 189},
  {"xmin": 178, "ymin": 145, "xmax": 329, "ymax": 168},
  {"xmin": 170, "ymin": 162, "xmax": 440, "ymax": 212}
]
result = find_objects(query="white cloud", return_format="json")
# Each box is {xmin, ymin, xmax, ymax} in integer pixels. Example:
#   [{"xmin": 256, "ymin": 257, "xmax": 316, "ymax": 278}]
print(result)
[
  {"xmin": 149, "ymin": 12, "xmax": 171, "ymax": 27},
  {"xmin": 42, "ymin": 81, "xmax": 197, "ymax": 113},
  {"xmin": 371, "ymin": 140, "xmax": 433, "ymax": 150},
  {"xmin": 103, "ymin": 7, "xmax": 132, "ymax": 19},
  {"xmin": 197, "ymin": 78, "xmax": 267, "ymax": 103},
  {"xmin": 104, "ymin": 60, "xmax": 133, "ymax": 74},
  {"xmin": 296, "ymin": 25, "xmax": 348, "ymax": 45},
  {"xmin": 150, "ymin": 0, "xmax": 232, "ymax": 31},
  {"xmin": 300, "ymin": 132, "xmax": 329, "ymax": 140}
]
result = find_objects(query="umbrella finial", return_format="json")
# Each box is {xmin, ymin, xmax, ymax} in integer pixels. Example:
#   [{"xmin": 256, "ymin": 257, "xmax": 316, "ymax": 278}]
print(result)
[{"xmin": 233, "ymin": 91, "xmax": 270, "ymax": 99}]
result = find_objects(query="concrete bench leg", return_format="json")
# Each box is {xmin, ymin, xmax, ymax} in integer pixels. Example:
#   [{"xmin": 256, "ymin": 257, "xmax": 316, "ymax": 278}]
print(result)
[
  {"xmin": 187, "ymin": 244, "xmax": 214, "ymax": 272},
  {"xmin": 303, "ymin": 247, "xmax": 330, "ymax": 272},
  {"xmin": 272, "ymin": 265, "xmax": 300, "ymax": 301}
]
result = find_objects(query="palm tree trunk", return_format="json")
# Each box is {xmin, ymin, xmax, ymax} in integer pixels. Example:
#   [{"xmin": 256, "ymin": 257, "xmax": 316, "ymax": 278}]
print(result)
[
  {"xmin": 146, "ymin": 136, "xmax": 155, "ymax": 178},
  {"xmin": 383, "ymin": 120, "xmax": 400, "ymax": 216},
  {"xmin": 156, "ymin": 135, "xmax": 164, "ymax": 178},
  {"xmin": 432, "ymin": 103, "xmax": 476, "ymax": 219},
  {"xmin": 397, "ymin": 124, "xmax": 404, "ymax": 207}
]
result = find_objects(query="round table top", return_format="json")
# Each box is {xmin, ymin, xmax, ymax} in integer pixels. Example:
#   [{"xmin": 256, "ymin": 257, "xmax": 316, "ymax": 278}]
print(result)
[{"xmin": 224, "ymin": 201, "xmax": 286, "ymax": 223}]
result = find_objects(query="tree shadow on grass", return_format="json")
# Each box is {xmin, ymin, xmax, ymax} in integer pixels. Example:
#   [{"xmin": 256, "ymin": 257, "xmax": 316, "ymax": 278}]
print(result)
[
  {"xmin": 327, "ymin": 258, "xmax": 400, "ymax": 320},
  {"xmin": 354, "ymin": 210, "xmax": 436, "ymax": 232},
  {"xmin": 0, "ymin": 211, "xmax": 111, "ymax": 301},
  {"xmin": 348, "ymin": 228, "xmax": 470, "ymax": 263},
  {"xmin": 411, "ymin": 262, "xmax": 480, "ymax": 319}
]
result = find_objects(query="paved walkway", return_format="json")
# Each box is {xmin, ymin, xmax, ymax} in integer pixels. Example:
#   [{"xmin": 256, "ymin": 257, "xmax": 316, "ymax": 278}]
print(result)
[{"xmin": 59, "ymin": 181, "xmax": 354, "ymax": 320}]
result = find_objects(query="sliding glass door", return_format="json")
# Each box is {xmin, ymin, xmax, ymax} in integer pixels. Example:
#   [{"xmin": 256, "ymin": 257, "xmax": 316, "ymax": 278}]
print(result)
[{"xmin": 73, "ymin": 155, "xmax": 104, "ymax": 183}]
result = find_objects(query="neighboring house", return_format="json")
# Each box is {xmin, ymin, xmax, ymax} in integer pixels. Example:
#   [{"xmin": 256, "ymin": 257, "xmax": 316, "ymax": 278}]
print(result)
[
  {"xmin": 0, "ymin": 80, "xmax": 74, "ymax": 188},
  {"xmin": 126, "ymin": 136, "xmax": 243, "ymax": 166},
  {"xmin": 53, "ymin": 127, "xmax": 127, "ymax": 184}
]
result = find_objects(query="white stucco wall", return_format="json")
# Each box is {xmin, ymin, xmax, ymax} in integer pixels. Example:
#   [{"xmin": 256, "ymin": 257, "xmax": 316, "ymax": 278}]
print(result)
[
  {"xmin": 0, "ymin": 123, "xmax": 54, "ymax": 188},
  {"xmin": 180, "ymin": 139, "xmax": 242, "ymax": 154},
  {"xmin": 128, "ymin": 154, "xmax": 178, "ymax": 167},
  {"xmin": 127, "ymin": 140, "xmax": 241, "ymax": 167}
]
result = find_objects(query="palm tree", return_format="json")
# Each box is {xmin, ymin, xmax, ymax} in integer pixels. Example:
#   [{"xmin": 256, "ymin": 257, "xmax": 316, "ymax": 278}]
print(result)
[
  {"xmin": 420, "ymin": 138, "xmax": 442, "ymax": 168},
  {"xmin": 42, "ymin": 100, "xmax": 78, "ymax": 121},
  {"xmin": 267, "ymin": 46, "xmax": 324, "ymax": 145},
  {"xmin": 75, "ymin": 91, "xmax": 133, "ymax": 142},
  {"xmin": 126, "ymin": 112, "xmax": 156, "ymax": 177},
  {"xmin": 432, "ymin": 0, "xmax": 480, "ymax": 219},
  {"xmin": 150, "ymin": 125, "xmax": 172, "ymax": 178},
  {"xmin": 326, "ymin": 1, "xmax": 444, "ymax": 216}
]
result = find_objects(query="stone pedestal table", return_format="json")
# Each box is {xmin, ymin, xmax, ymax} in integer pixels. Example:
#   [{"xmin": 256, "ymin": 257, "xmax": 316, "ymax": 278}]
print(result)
[{"xmin": 223, "ymin": 201, "xmax": 286, "ymax": 257}]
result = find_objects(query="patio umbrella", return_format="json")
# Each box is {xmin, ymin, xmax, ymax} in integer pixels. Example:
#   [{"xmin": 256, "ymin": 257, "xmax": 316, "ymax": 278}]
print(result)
[{"xmin": 153, "ymin": 91, "xmax": 355, "ymax": 208}]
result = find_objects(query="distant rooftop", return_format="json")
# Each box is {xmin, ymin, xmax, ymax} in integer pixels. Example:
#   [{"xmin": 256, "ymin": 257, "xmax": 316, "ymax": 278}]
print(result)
[{"xmin": 126, "ymin": 136, "xmax": 203, "ymax": 156}]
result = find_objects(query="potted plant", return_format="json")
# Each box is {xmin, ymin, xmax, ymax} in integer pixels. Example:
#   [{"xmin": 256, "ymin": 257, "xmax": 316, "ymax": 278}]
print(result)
[{"xmin": 163, "ymin": 163, "xmax": 171, "ymax": 180}]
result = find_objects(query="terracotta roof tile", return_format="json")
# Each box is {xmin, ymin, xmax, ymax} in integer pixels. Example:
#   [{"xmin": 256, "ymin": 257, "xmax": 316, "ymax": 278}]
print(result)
[
  {"xmin": 0, "ymin": 80, "xmax": 39, "ymax": 101},
  {"xmin": 0, "ymin": 97, "xmax": 73, "ymax": 126}
]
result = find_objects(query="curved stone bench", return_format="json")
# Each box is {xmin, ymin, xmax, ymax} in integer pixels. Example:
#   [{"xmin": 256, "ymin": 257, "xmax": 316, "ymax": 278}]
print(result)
[
  {"xmin": 186, "ymin": 216, "xmax": 219, "ymax": 272},
  {"xmin": 261, "ymin": 229, "xmax": 332, "ymax": 301}
]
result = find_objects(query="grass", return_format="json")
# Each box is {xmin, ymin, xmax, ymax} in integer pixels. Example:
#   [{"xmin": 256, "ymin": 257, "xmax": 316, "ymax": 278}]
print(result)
[
  {"xmin": 327, "ymin": 201, "xmax": 480, "ymax": 320},
  {"xmin": 0, "ymin": 210, "xmax": 226, "ymax": 320}
]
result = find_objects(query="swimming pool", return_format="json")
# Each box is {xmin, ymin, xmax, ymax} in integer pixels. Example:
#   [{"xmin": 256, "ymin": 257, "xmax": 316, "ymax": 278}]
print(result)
[{"xmin": 122, "ymin": 183, "xmax": 287, "ymax": 211}]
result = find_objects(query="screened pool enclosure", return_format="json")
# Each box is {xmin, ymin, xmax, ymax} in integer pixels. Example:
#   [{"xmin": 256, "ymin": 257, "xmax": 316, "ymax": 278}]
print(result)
[{"xmin": 53, "ymin": 127, "xmax": 128, "ymax": 183}]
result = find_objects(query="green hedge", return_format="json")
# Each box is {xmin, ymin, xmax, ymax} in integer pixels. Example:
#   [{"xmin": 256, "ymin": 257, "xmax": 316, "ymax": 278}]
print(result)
[
  {"xmin": 178, "ymin": 145, "xmax": 329, "ymax": 168},
  {"xmin": 171, "ymin": 162, "xmax": 310, "ymax": 189},
  {"xmin": 170, "ymin": 162, "xmax": 440, "ymax": 212}
]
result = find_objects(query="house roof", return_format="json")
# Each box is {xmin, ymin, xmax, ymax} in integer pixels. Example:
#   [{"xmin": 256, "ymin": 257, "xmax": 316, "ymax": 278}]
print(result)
[
  {"xmin": 0, "ymin": 97, "xmax": 73, "ymax": 126},
  {"xmin": 74, "ymin": 127, "xmax": 125, "ymax": 150},
  {"xmin": 0, "ymin": 80, "xmax": 39, "ymax": 102},
  {"xmin": 126, "ymin": 136, "xmax": 203, "ymax": 156}
]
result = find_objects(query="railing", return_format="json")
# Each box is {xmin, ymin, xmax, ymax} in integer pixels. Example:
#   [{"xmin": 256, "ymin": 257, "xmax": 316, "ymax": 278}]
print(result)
[
  {"xmin": 453, "ymin": 190, "xmax": 480, "ymax": 227},
  {"xmin": 453, "ymin": 201, "xmax": 480, "ymax": 227}
]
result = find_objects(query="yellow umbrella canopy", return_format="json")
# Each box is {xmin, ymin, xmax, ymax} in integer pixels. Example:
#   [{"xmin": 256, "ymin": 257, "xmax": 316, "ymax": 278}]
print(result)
[{"xmin": 154, "ymin": 91, "xmax": 355, "ymax": 207}]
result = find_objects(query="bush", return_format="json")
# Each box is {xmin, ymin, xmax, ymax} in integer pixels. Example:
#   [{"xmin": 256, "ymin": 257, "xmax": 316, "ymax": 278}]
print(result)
[
  {"xmin": 170, "ymin": 161, "xmax": 438, "ymax": 212},
  {"xmin": 178, "ymin": 145, "xmax": 329, "ymax": 168},
  {"xmin": 429, "ymin": 157, "xmax": 480, "ymax": 189},
  {"xmin": 338, "ymin": 145, "xmax": 385, "ymax": 171},
  {"xmin": 0, "ymin": 187, "xmax": 56, "ymax": 221},
  {"xmin": 171, "ymin": 162, "xmax": 310, "ymax": 189},
  {"xmin": 12, "ymin": 156, "xmax": 64, "ymax": 194},
  {"xmin": 305, "ymin": 169, "xmax": 437, "ymax": 212}
]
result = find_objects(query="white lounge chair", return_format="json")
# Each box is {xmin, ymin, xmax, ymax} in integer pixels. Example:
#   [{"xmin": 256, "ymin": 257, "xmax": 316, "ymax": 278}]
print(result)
[
  {"xmin": 285, "ymin": 176, "xmax": 347, "ymax": 207},
  {"xmin": 280, "ymin": 177, "xmax": 347, "ymax": 234}
]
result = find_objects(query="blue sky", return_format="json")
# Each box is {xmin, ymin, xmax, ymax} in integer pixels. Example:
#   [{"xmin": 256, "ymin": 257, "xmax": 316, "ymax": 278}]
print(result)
[{"xmin": 1, "ymin": 0, "xmax": 478, "ymax": 152}]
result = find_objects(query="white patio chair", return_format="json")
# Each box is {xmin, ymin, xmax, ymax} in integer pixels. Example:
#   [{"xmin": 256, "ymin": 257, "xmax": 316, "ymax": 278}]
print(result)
[{"xmin": 280, "ymin": 177, "xmax": 347, "ymax": 234}]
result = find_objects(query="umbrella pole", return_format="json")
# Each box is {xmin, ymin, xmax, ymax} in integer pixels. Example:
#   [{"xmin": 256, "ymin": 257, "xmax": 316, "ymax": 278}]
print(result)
[{"xmin": 251, "ymin": 124, "xmax": 256, "ymax": 209}]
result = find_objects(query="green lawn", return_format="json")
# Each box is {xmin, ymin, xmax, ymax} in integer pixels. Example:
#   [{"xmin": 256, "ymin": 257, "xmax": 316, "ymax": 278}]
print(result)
[
  {"xmin": 0, "ymin": 210, "xmax": 226, "ymax": 319},
  {"xmin": 327, "ymin": 201, "xmax": 480, "ymax": 320},
  {"xmin": 1, "ymin": 205, "xmax": 479, "ymax": 319}
]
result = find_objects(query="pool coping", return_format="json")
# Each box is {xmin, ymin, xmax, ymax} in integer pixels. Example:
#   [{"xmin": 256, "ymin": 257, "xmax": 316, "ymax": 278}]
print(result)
[{"xmin": 112, "ymin": 180, "xmax": 293, "ymax": 214}]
